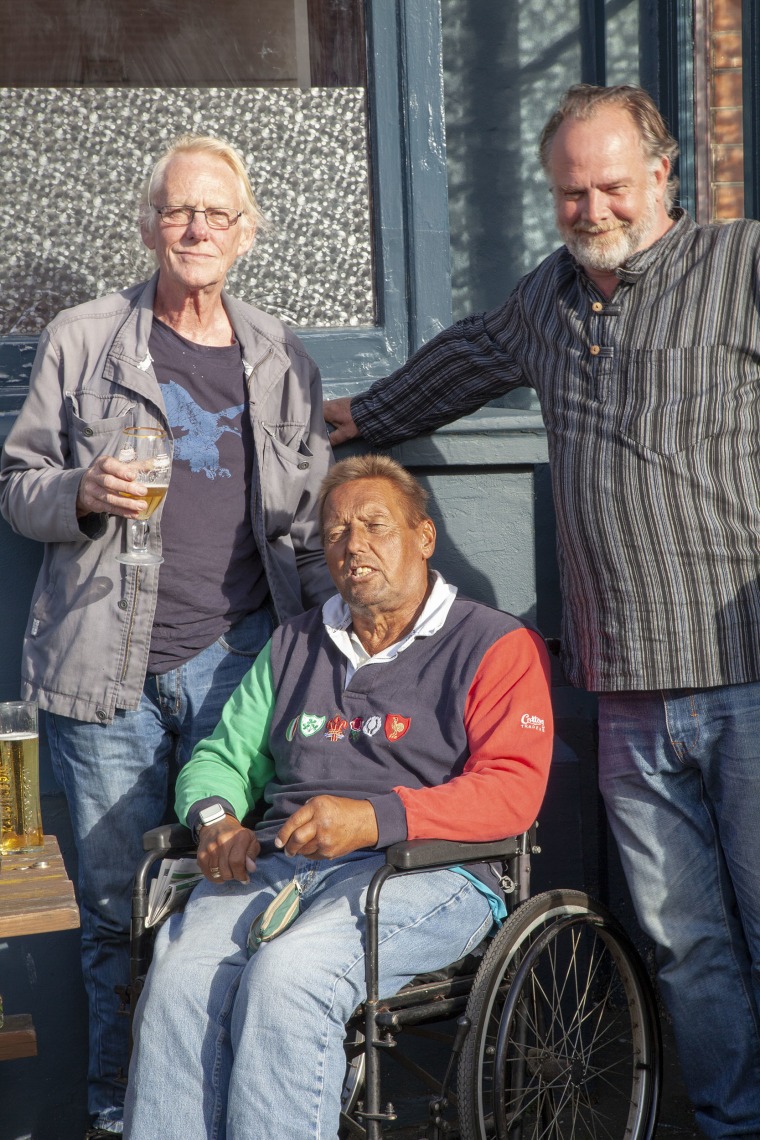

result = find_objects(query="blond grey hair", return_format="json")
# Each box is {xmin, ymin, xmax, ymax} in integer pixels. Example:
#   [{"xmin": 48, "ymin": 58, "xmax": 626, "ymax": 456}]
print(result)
[
  {"xmin": 318, "ymin": 454, "xmax": 430, "ymax": 533},
  {"xmin": 139, "ymin": 134, "xmax": 266, "ymax": 235}
]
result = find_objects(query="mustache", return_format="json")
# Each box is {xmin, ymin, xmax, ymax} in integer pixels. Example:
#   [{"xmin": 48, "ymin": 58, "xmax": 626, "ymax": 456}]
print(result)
[{"xmin": 572, "ymin": 220, "xmax": 630, "ymax": 236}]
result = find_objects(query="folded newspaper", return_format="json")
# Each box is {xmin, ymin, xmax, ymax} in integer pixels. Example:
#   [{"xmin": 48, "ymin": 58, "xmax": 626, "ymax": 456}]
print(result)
[{"xmin": 146, "ymin": 857, "xmax": 203, "ymax": 928}]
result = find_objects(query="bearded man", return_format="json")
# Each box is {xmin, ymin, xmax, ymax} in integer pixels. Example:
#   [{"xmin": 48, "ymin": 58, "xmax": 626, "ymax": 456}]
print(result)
[{"xmin": 324, "ymin": 84, "xmax": 760, "ymax": 1140}]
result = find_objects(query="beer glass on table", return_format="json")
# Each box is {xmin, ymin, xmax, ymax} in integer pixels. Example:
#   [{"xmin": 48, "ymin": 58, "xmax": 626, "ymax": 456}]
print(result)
[
  {"xmin": 115, "ymin": 426, "xmax": 171, "ymax": 567},
  {"xmin": 0, "ymin": 700, "xmax": 42, "ymax": 854}
]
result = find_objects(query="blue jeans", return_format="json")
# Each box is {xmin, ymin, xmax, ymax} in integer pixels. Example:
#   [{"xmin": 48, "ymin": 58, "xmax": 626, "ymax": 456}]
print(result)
[
  {"xmin": 598, "ymin": 684, "xmax": 760, "ymax": 1140},
  {"xmin": 123, "ymin": 850, "xmax": 492, "ymax": 1140},
  {"xmin": 46, "ymin": 609, "xmax": 273, "ymax": 1131}
]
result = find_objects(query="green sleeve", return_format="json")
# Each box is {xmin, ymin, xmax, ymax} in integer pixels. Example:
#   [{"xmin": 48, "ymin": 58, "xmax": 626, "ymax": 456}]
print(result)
[{"xmin": 175, "ymin": 641, "xmax": 276, "ymax": 826}]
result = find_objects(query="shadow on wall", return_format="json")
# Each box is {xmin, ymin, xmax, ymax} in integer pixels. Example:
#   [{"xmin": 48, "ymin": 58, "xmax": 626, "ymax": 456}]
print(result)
[{"xmin": 441, "ymin": 0, "xmax": 525, "ymax": 318}]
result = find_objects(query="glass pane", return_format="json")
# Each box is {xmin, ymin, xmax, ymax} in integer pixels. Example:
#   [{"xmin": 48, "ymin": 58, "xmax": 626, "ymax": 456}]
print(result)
[{"xmin": 0, "ymin": 0, "xmax": 374, "ymax": 334}]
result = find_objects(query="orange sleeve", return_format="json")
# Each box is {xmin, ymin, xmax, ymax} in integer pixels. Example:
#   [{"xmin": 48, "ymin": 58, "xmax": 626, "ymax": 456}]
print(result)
[{"xmin": 393, "ymin": 628, "xmax": 553, "ymax": 841}]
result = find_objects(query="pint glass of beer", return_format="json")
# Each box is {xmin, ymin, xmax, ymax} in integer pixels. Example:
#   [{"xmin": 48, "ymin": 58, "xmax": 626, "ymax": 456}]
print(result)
[
  {"xmin": 115, "ymin": 426, "xmax": 171, "ymax": 567},
  {"xmin": 0, "ymin": 700, "xmax": 43, "ymax": 853}
]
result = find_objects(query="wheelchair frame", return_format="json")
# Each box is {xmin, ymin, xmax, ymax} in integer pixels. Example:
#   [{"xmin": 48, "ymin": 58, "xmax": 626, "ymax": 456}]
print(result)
[{"xmin": 130, "ymin": 824, "xmax": 662, "ymax": 1140}]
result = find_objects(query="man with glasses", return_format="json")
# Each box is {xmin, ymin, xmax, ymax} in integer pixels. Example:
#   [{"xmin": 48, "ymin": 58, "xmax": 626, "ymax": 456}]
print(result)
[{"xmin": 0, "ymin": 134, "xmax": 334, "ymax": 1138}]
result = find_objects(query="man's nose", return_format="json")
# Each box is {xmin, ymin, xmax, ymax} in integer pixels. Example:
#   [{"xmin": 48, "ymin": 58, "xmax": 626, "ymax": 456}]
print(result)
[
  {"xmin": 583, "ymin": 189, "xmax": 608, "ymax": 224},
  {"xmin": 186, "ymin": 209, "xmax": 211, "ymax": 238},
  {"xmin": 345, "ymin": 523, "xmax": 366, "ymax": 552}
]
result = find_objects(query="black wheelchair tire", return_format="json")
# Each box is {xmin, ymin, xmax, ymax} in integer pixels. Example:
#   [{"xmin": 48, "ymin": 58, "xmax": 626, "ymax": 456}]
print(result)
[{"xmin": 457, "ymin": 889, "xmax": 661, "ymax": 1140}]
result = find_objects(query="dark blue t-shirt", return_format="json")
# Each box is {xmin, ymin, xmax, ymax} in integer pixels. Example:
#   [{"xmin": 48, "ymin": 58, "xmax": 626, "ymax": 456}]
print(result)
[{"xmin": 147, "ymin": 318, "xmax": 267, "ymax": 673}]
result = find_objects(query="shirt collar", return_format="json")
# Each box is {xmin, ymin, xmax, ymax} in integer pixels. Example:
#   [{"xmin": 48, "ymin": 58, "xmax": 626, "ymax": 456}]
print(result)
[{"xmin": 322, "ymin": 570, "xmax": 458, "ymax": 672}]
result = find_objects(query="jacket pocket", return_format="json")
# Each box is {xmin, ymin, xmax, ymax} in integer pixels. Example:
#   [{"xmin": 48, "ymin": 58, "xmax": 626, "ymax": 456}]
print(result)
[
  {"xmin": 65, "ymin": 390, "xmax": 136, "ymax": 465},
  {"xmin": 259, "ymin": 422, "xmax": 313, "ymax": 539}
]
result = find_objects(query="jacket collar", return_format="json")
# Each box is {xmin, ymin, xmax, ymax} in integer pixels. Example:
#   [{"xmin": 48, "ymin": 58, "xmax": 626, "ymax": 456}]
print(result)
[{"xmin": 104, "ymin": 272, "xmax": 291, "ymax": 403}]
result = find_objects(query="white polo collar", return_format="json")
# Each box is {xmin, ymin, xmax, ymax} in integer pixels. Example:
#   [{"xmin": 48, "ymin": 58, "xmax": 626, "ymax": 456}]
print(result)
[{"xmin": 322, "ymin": 570, "xmax": 458, "ymax": 685}]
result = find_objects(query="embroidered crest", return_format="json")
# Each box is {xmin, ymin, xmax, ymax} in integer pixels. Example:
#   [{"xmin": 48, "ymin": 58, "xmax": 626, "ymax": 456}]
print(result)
[
  {"xmin": 349, "ymin": 717, "xmax": 364, "ymax": 742},
  {"xmin": 363, "ymin": 715, "xmax": 382, "ymax": 738},
  {"xmin": 299, "ymin": 713, "xmax": 327, "ymax": 738},
  {"xmin": 325, "ymin": 716, "xmax": 348, "ymax": 742},
  {"xmin": 385, "ymin": 713, "xmax": 411, "ymax": 742},
  {"xmin": 285, "ymin": 717, "xmax": 298, "ymax": 742}
]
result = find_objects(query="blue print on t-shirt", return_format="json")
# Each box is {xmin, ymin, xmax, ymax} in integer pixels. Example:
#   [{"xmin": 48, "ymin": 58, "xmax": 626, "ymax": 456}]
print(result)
[{"xmin": 162, "ymin": 380, "xmax": 245, "ymax": 480}]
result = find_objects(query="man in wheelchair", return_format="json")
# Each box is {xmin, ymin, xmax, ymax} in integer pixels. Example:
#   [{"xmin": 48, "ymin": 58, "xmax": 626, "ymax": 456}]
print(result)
[{"xmin": 124, "ymin": 455, "xmax": 553, "ymax": 1140}]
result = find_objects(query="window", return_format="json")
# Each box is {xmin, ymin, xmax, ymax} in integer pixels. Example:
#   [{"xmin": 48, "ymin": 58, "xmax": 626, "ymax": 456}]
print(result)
[
  {"xmin": 0, "ymin": 0, "xmax": 451, "ymax": 398},
  {"xmin": 0, "ymin": 0, "xmax": 373, "ymax": 333}
]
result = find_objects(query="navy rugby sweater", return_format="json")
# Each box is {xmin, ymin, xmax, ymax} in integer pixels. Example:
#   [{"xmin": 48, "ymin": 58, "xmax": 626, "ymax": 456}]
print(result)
[{"xmin": 178, "ymin": 597, "xmax": 553, "ymax": 891}]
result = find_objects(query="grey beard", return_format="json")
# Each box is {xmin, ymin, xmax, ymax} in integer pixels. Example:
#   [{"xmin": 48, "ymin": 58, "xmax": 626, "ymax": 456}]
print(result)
[
  {"xmin": 563, "ymin": 223, "xmax": 644, "ymax": 272},
  {"xmin": 560, "ymin": 194, "xmax": 660, "ymax": 273}
]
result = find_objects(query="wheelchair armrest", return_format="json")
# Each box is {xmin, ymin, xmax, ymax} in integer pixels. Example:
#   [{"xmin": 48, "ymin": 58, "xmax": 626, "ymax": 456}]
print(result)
[
  {"xmin": 384, "ymin": 835, "xmax": 523, "ymax": 871},
  {"xmin": 142, "ymin": 822, "xmax": 195, "ymax": 852}
]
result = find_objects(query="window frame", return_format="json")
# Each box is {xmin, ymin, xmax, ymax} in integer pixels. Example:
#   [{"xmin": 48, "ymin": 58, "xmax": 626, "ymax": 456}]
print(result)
[{"xmin": 300, "ymin": 0, "xmax": 452, "ymax": 393}]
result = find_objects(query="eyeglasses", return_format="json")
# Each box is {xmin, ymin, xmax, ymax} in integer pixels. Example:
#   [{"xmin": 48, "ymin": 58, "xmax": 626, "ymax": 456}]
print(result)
[{"xmin": 153, "ymin": 205, "xmax": 243, "ymax": 230}]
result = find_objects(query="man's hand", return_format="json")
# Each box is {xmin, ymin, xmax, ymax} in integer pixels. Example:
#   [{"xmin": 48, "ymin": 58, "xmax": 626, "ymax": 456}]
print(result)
[
  {"xmin": 76, "ymin": 456, "xmax": 149, "ymax": 519},
  {"xmin": 275, "ymin": 796, "xmax": 379, "ymax": 860},
  {"xmin": 323, "ymin": 398, "xmax": 360, "ymax": 446},
  {"xmin": 197, "ymin": 816, "xmax": 261, "ymax": 883}
]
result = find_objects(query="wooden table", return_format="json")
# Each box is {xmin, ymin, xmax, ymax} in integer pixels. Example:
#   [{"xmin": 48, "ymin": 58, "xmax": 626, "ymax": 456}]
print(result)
[{"xmin": 0, "ymin": 835, "xmax": 79, "ymax": 1060}]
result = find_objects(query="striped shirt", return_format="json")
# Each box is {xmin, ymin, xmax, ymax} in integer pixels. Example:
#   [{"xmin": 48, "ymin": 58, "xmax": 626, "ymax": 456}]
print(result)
[{"xmin": 352, "ymin": 211, "xmax": 760, "ymax": 692}]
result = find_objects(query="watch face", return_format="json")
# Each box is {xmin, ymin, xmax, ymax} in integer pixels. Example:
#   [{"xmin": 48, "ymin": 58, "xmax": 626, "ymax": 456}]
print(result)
[{"xmin": 199, "ymin": 805, "xmax": 226, "ymax": 827}]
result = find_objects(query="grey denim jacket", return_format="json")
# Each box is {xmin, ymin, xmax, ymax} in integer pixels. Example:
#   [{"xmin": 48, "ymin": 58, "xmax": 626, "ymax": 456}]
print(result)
[{"xmin": 0, "ymin": 275, "xmax": 334, "ymax": 723}]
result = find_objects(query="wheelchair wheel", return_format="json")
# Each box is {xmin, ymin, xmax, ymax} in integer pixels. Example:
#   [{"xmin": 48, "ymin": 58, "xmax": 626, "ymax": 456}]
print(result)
[
  {"xmin": 457, "ymin": 890, "xmax": 661, "ymax": 1140},
  {"xmin": 340, "ymin": 1028, "xmax": 366, "ymax": 1119}
]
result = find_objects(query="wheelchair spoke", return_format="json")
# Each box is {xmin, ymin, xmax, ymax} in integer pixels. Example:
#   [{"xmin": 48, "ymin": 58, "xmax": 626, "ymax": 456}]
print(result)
[
  {"xmin": 458, "ymin": 893, "xmax": 660, "ymax": 1140},
  {"xmin": 501, "ymin": 926, "xmax": 649, "ymax": 1139}
]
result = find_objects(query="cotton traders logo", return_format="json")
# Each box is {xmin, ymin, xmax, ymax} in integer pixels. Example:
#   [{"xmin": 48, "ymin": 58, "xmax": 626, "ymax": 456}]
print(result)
[{"xmin": 521, "ymin": 713, "xmax": 545, "ymax": 732}]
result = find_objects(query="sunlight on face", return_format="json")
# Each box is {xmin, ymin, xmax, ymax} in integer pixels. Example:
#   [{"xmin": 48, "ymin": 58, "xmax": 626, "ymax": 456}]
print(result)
[{"xmin": 549, "ymin": 107, "xmax": 670, "ymax": 272}]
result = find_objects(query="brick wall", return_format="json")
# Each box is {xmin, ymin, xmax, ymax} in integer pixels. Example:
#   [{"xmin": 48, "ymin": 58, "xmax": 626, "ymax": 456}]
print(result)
[{"xmin": 710, "ymin": 0, "xmax": 744, "ymax": 219}]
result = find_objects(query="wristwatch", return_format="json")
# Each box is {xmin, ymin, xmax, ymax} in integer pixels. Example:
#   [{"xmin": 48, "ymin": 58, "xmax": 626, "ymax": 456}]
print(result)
[{"xmin": 197, "ymin": 803, "xmax": 228, "ymax": 830}]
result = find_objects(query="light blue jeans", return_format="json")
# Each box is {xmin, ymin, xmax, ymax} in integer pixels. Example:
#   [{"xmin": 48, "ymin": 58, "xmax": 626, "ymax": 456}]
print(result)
[
  {"xmin": 598, "ymin": 684, "xmax": 760, "ymax": 1140},
  {"xmin": 46, "ymin": 609, "xmax": 273, "ymax": 1132},
  {"xmin": 123, "ymin": 850, "xmax": 492, "ymax": 1140}
]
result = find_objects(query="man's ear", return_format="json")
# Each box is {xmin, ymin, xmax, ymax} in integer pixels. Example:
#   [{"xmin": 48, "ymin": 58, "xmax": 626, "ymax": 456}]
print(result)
[
  {"xmin": 236, "ymin": 220, "xmax": 256, "ymax": 258},
  {"xmin": 652, "ymin": 155, "xmax": 670, "ymax": 202},
  {"xmin": 420, "ymin": 518, "xmax": 436, "ymax": 560},
  {"xmin": 141, "ymin": 218, "xmax": 157, "ymax": 252}
]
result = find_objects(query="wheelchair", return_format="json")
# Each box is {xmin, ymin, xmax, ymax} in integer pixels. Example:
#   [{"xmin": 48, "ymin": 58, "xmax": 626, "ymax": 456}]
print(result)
[{"xmin": 129, "ymin": 822, "xmax": 662, "ymax": 1140}]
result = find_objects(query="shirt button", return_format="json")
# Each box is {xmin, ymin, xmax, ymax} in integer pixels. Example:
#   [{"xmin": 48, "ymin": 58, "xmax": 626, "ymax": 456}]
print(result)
[
  {"xmin": 590, "ymin": 344, "xmax": 601, "ymax": 356},
  {"xmin": 118, "ymin": 600, "xmax": 128, "ymax": 611},
  {"xmin": 83, "ymin": 427, "xmax": 94, "ymax": 437},
  {"xmin": 297, "ymin": 462, "xmax": 309, "ymax": 470},
  {"xmin": 96, "ymin": 710, "xmax": 107, "ymax": 721},
  {"xmin": 591, "ymin": 301, "xmax": 603, "ymax": 313}
]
